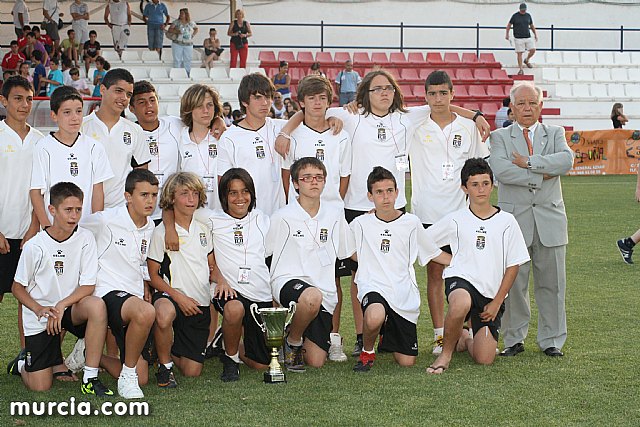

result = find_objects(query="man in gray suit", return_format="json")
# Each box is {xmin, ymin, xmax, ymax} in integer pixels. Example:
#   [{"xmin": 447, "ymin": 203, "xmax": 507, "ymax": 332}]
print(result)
[{"xmin": 489, "ymin": 82, "xmax": 574, "ymax": 357}]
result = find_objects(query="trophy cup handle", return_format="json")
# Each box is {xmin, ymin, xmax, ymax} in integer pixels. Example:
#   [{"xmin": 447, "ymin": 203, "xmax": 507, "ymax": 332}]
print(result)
[
  {"xmin": 250, "ymin": 303, "xmax": 266, "ymax": 333},
  {"xmin": 284, "ymin": 301, "xmax": 296, "ymax": 329}
]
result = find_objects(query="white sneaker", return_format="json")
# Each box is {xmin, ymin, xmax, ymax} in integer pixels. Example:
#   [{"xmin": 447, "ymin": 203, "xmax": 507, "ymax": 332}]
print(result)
[
  {"xmin": 118, "ymin": 373, "xmax": 144, "ymax": 399},
  {"xmin": 65, "ymin": 338, "xmax": 86, "ymax": 373},
  {"xmin": 328, "ymin": 333, "xmax": 348, "ymax": 362},
  {"xmin": 432, "ymin": 335, "xmax": 444, "ymax": 355}
]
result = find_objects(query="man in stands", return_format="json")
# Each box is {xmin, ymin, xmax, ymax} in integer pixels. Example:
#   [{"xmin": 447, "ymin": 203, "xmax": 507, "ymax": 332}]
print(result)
[
  {"xmin": 335, "ymin": 60, "xmax": 361, "ymax": 106},
  {"xmin": 2, "ymin": 41, "xmax": 26, "ymax": 74},
  {"xmin": 506, "ymin": 3, "xmax": 538, "ymax": 75}
]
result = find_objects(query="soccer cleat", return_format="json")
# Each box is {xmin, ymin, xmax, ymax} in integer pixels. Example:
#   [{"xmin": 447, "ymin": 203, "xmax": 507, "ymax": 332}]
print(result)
[
  {"xmin": 328, "ymin": 333, "xmax": 348, "ymax": 362},
  {"xmin": 65, "ymin": 338, "xmax": 86, "ymax": 373},
  {"xmin": 353, "ymin": 351, "xmax": 375, "ymax": 373},
  {"xmin": 432, "ymin": 335, "xmax": 444, "ymax": 355},
  {"xmin": 219, "ymin": 354, "xmax": 240, "ymax": 382},
  {"xmin": 156, "ymin": 364, "xmax": 177, "ymax": 388},
  {"xmin": 283, "ymin": 340, "xmax": 305, "ymax": 372},
  {"xmin": 204, "ymin": 327, "xmax": 224, "ymax": 359},
  {"xmin": 118, "ymin": 373, "xmax": 144, "ymax": 399},
  {"xmin": 617, "ymin": 239, "xmax": 634, "ymax": 264},
  {"xmin": 7, "ymin": 349, "xmax": 26, "ymax": 376},
  {"xmin": 351, "ymin": 338, "xmax": 363, "ymax": 357},
  {"xmin": 82, "ymin": 377, "xmax": 114, "ymax": 397}
]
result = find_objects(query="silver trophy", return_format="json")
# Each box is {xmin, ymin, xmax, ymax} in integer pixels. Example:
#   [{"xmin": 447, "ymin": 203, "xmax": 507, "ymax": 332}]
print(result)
[{"xmin": 250, "ymin": 302, "xmax": 296, "ymax": 383}]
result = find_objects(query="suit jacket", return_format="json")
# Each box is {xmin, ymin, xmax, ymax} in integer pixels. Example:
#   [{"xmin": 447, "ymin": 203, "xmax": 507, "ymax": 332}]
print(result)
[{"xmin": 489, "ymin": 123, "xmax": 574, "ymax": 247}]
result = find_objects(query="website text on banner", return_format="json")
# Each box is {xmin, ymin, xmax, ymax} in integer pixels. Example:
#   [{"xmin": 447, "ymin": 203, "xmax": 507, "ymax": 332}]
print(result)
[{"xmin": 565, "ymin": 129, "xmax": 640, "ymax": 176}]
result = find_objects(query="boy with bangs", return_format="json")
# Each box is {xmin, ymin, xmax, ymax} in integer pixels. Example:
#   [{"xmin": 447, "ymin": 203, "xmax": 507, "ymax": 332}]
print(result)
[
  {"xmin": 424, "ymin": 158, "xmax": 529, "ymax": 374},
  {"xmin": 191, "ymin": 168, "xmax": 272, "ymax": 382},
  {"xmin": 31, "ymin": 86, "xmax": 113, "ymax": 228},
  {"xmin": 267, "ymin": 157, "xmax": 355, "ymax": 372},
  {"xmin": 82, "ymin": 68, "xmax": 151, "ymax": 209},
  {"xmin": 81, "ymin": 169, "xmax": 158, "ymax": 399},
  {"xmin": 9, "ymin": 182, "xmax": 113, "ymax": 397},
  {"xmin": 281, "ymin": 75, "xmax": 352, "ymax": 362},
  {"xmin": 350, "ymin": 167, "xmax": 450, "ymax": 372},
  {"xmin": 147, "ymin": 172, "xmax": 219, "ymax": 387}
]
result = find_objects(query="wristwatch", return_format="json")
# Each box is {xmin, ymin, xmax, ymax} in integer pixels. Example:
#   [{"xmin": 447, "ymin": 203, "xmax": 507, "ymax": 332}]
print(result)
[{"xmin": 472, "ymin": 110, "xmax": 484, "ymax": 122}]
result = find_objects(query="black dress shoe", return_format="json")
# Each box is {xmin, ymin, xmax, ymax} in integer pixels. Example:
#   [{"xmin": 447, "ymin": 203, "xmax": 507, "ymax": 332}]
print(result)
[
  {"xmin": 499, "ymin": 343, "xmax": 524, "ymax": 356},
  {"xmin": 543, "ymin": 347, "xmax": 564, "ymax": 357}
]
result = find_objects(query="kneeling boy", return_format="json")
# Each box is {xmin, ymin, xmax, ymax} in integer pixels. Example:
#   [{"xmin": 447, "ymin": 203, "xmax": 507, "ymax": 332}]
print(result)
[
  {"xmin": 8, "ymin": 182, "xmax": 113, "ymax": 396},
  {"xmin": 350, "ymin": 167, "xmax": 451, "ymax": 372},
  {"xmin": 424, "ymin": 158, "xmax": 529, "ymax": 374}
]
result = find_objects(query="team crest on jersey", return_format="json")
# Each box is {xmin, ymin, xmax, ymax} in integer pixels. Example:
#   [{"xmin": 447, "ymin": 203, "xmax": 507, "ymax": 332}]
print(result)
[
  {"xmin": 377, "ymin": 124, "xmax": 387, "ymax": 141},
  {"xmin": 141, "ymin": 239, "xmax": 148, "ymax": 255},
  {"xmin": 319, "ymin": 228, "xmax": 328, "ymax": 243},
  {"xmin": 293, "ymin": 230, "xmax": 304, "ymax": 238},
  {"xmin": 476, "ymin": 226, "xmax": 487, "ymax": 250},
  {"xmin": 115, "ymin": 238, "xmax": 127, "ymax": 247},
  {"xmin": 255, "ymin": 146, "xmax": 265, "ymax": 159},
  {"xmin": 234, "ymin": 230, "xmax": 243, "ymax": 245},
  {"xmin": 4, "ymin": 144, "xmax": 15, "ymax": 153},
  {"xmin": 70, "ymin": 161, "xmax": 79, "ymax": 177},
  {"xmin": 149, "ymin": 140, "xmax": 159, "ymax": 156},
  {"xmin": 123, "ymin": 131, "xmax": 132, "ymax": 145},
  {"xmin": 54, "ymin": 261, "xmax": 64, "ymax": 276},
  {"xmin": 380, "ymin": 238, "xmax": 391, "ymax": 253},
  {"xmin": 316, "ymin": 148, "xmax": 325, "ymax": 161},
  {"xmin": 199, "ymin": 232, "xmax": 207, "ymax": 247},
  {"xmin": 452, "ymin": 135, "xmax": 462, "ymax": 148},
  {"xmin": 209, "ymin": 143, "xmax": 217, "ymax": 158}
]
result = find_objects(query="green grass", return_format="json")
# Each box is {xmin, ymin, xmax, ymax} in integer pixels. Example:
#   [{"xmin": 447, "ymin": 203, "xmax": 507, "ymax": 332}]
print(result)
[{"xmin": 1, "ymin": 175, "xmax": 640, "ymax": 426}]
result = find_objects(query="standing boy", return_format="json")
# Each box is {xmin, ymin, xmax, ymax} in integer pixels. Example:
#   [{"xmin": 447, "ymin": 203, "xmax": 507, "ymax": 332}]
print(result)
[
  {"xmin": 31, "ymin": 86, "xmax": 113, "ymax": 227},
  {"xmin": 350, "ymin": 167, "xmax": 450, "ymax": 372},
  {"xmin": 267, "ymin": 157, "xmax": 355, "ymax": 372},
  {"xmin": 82, "ymin": 68, "xmax": 151, "ymax": 208},
  {"xmin": 81, "ymin": 169, "xmax": 158, "ymax": 399},
  {"xmin": 425, "ymin": 158, "xmax": 529, "ymax": 374},
  {"xmin": 104, "ymin": 0, "xmax": 131, "ymax": 59},
  {"xmin": 8, "ymin": 182, "xmax": 113, "ymax": 396}
]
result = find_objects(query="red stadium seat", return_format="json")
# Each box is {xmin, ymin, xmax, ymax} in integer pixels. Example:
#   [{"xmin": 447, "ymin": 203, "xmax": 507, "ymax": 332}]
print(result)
[
  {"xmin": 461, "ymin": 53, "xmax": 478, "ymax": 64},
  {"xmin": 334, "ymin": 52, "xmax": 351, "ymax": 64},
  {"xmin": 278, "ymin": 51, "xmax": 296, "ymax": 65},
  {"xmin": 371, "ymin": 52, "xmax": 389, "ymax": 66},
  {"xmin": 462, "ymin": 102, "xmax": 480, "ymax": 111},
  {"xmin": 258, "ymin": 51, "xmax": 277, "ymax": 68},
  {"xmin": 413, "ymin": 84, "xmax": 426, "ymax": 99},
  {"xmin": 426, "ymin": 52, "xmax": 444, "ymax": 65},
  {"xmin": 486, "ymin": 85, "xmax": 506, "ymax": 98},
  {"xmin": 326, "ymin": 68, "xmax": 340, "ymax": 80},
  {"xmin": 491, "ymin": 69, "xmax": 512, "ymax": 84},
  {"xmin": 419, "ymin": 68, "xmax": 436, "ymax": 80},
  {"xmin": 454, "ymin": 69, "xmax": 474, "ymax": 83},
  {"xmin": 315, "ymin": 51, "xmax": 333, "ymax": 66},
  {"xmin": 390, "ymin": 52, "xmax": 407, "ymax": 65},
  {"xmin": 473, "ymin": 69, "xmax": 493, "ymax": 83},
  {"xmin": 399, "ymin": 84, "xmax": 414, "ymax": 96},
  {"xmin": 400, "ymin": 68, "xmax": 420, "ymax": 82},
  {"xmin": 453, "ymin": 85, "xmax": 469, "ymax": 100},
  {"xmin": 387, "ymin": 68, "xmax": 401, "ymax": 81},
  {"xmin": 479, "ymin": 53, "xmax": 499, "ymax": 67},
  {"xmin": 297, "ymin": 51, "xmax": 315, "ymax": 67},
  {"xmin": 444, "ymin": 52, "xmax": 460, "ymax": 64},
  {"xmin": 353, "ymin": 52, "xmax": 372, "ymax": 66},
  {"xmin": 407, "ymin": 52, "xmax": 425, "ymax": 65},
  {"xmin": 468, "ymin": 85, "xmax": 489, "ymax": 100},
  {"xmin": 289, "ymin": 68, "xmax": 304, "ymax": 84},
  {"xmin": 481, "ymin": 102, "xmax": 499, "ymax": 115}
]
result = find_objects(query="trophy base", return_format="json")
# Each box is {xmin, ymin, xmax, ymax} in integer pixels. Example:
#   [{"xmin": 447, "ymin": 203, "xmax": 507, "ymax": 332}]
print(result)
[{"xmin": 264, "ymin": 371, "xmax": 286, "ymax": 384}]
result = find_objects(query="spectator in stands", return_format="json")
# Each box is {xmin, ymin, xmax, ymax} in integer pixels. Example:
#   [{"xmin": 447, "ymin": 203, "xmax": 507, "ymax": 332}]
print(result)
[
  {"xmin": 92, "ymin": 56, "xmax": 109, "ymax": 97},
  {"xmin": 284, "ymin": 99, "xmax": 300, "ymax": 119},
  {"xmin": 495, "ymin": 96, "xmax": 510, "ymax": 128},
  {"xmin": 2, "ymin": 41, "xmax": 26, "ymax": 74},
  {"xmin": 12, "ymin": 0, "xmax": 30, "ymax": 38},
  {"xmin": 503, "ymin": 108, "xmax": 514, "ymax": 127},
  {"xmin": 168, "ymin": 7, "xmax": 198, "ymax": 77},
  {"xmin": 32, "ymin": 26, "xmax": 53, "ymax": 56},
  {"xmin": 143, "ymin": 0, "xmax": 170, "ymax": 60},
  {"xmin": 68, "ymin": 67, "xmax": 90, "ymax": 95},
  {"xmin": 41, "ymin": 57, "xmax": 64, "ymax": 97},
  {"xmin": 17, "ymin": 62, "xmax": 34, "ymax": 93},
  {"xmin": 17, "ymin": 25, "xmax": 31, "ymax": 54},
  {"xmin": 202, "ymin": 28, "xmax": 224, "ymax": 70},
  {"xmin": 42, "ymin": 0, "xmax": 61, "ymax": 56},
  {"xmin": 231, "ymin": 109, "xmax": 244, "ymax": 123},
  {"xmin": 61, "ymin": 56, "xmax": 73, "ymax": 85},
  {"xmin": 61, "ymin": 29, "xmax": 81, "ymax": 67},
  {"xmin": 611, "ymin": 103, "xmax": 628, "ymax": 129},
  {"xmin": 222, "ymin": 102, "xmax": 233, "ymax": 126},
  {"xmin": 335, "ymin": 60, "xmax": 361, "ymax": 106},
  {"xmin": 83, "ymin": 30, "xmax": 101, "ymax": 77},
  {"xmin": 506, "ymin": 2, "xmax": 538, "ymax": 75},
  {"xmin": 272, "ymin": 61, "xmax": 292, "ymax": 100},
  {"xmin": 25, "ymin": 31, "xmax": 49, "ymax": 68},
  {"xmin": 70, "ymin": 0, "xmax": 90, "ymax": 44},
  {"xmin": 104, "ymin": 0, "xmax": 132, "ymax": 60},
  {"xmin": 32, "ymin": 50, "xmax": 47, "ymax": 96},
  {"xmin": 272, "ymin": 92, "xmax": 286, "ymax": 119},
  {"xmin": 308, "ymin": 62, "xmax": 326, "ymax": 78},
  {"xmin": 227, "ymin": 9, "xmax": 252, "ymax": 69}
]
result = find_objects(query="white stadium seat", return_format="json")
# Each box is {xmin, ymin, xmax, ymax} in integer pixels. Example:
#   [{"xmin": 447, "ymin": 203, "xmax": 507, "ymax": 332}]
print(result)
[
  {"xmin": 169, "ymin": 68, "xmax": 190, "ymax": 83},
  {"xmin": 563, "ymin": 51, "xmax": 580, "ymax": 64},
  {"xmin": 166, "ymin": 102, "xmax": 181, "ymax": 117},
  {"xmin": 607, "ymin": 84, "xmax": 626, "ymax": 99},
  {"xmin": 142, "ymin": 50, "xmax": 163, "ymax": 64},
  {"xmin": 555, "ymin": 84, "xmax": 573, "ymax": 98},
  {"xmin": 589, "ymin": 84, "xmax": 608, "ymax": 99},
  {"xmin": 121, "ymin": 50, "xmax": 141, "ymax": 63},
  {"xmin": 209, "ymin": 67, "xmax": 230, "ymax": 82},
  {"xmin": 545, "ymin": 51, "xmax": 563, "ymax": 64},
  {"xmin": 572, "ymin": 84, "xmax": 591, "ymax": 98},
  {"xmin": 575, "ymin": 68, "xmax": 593, "ymax": 81},
  {"xmin": 628, "ymin": 68, "xmax": 640, "ymax": 81},
  {"xmin": 130, "ymin": 67, "xmax": 149, "ymax": 81},
  {"xmin": 613, "ymin": 52, "xmax": 632, "ymax": 65},
  {"xmin": 580, "ymin": 52, "xmax": 597, "ymax": 64},
  {"xmin": 593, "ymin": 68, "xmax": 610, "ymax": 81},
  {"xmin": 596, "ymin": 51, "xmax": 614, "ymax": 65},
  {"xmin": 149, "ymin": 68, "xmax": 170, "ymax": 82},
  {"xmin": 189, "ymin": 67, "xmax": 210, "ymax": 82},
  {"xmin": 156, "ymin": 84, "xmax": 179, "ymax": 101},
  {"xmin": 249, "ymin": 67, "xmax": 267, "ymax": 76},
  {"xmin": 542, "ymin": 68, "xmax": 558, "ymax": 82},
  {"xmin": 559, "ymin": 68, "xmax": 575, "ymax": 81},
  {"xmin": 624, "ymin": 84, "xmax": 640, "ymax": 98},
  {"xmin": 229, "ymin": 68, "xmax": 248, "ymax": 81},
  {"xmin": 610, "ymin": 68, "xmax": 628, "ymax": 81}
]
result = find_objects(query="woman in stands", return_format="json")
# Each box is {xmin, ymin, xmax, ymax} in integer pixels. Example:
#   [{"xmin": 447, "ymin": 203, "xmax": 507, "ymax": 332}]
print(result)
[
  {"xmin": 308, "ymin": 62, "xmax": 326, "ymax": 78},
  {"xmin": 227, "ymin": 9, "xmax": 252, "ymax": 69},
  {"xmin": 91, "ymin": 56, "xmax": 109, "ymax": 97},
  {"xmin": 272, "ymin": 61, "xmax": 291, "ymax": 100},
  {"xmin": 611, "ymin": 103, "xmax": 628, "ymax": 129},
  {"xmin": 168, "ymin": 7, "xmax": 198, "ymax": 77},
  {"xmin": 202, "ymin": 28, "xmax": 223, "ymax": 70}
]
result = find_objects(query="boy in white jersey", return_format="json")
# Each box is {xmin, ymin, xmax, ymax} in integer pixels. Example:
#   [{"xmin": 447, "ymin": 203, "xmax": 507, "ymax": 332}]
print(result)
[
  {"xmin": 0, "ymin": 76, "xmax": 43, "ymax": 307},
  {"xmin": 351, "ymin": 167, "xmax": 450, "ymax": 372},
  {"xmin": 129, "ymin": 80, "xmax": 182, "ymax": 223},
  {"xmin": 8, "ymin": 182, "xmax": 114, "ymax": 396},
  {"xmin": 281, "ymin": 75, "xmax": 352, "ymax": 362},
  {"xmin": 81, "ymin": 169, "xmax": 158, "ymax": 398},
  {"xmin": 81, "ymin": 68, "xmax": 151, "ymax": 209},
  {"xmin": 267, "ymin": 157, "xmax": 355, "ymax": 372},
  {"xmin": 409, "ymin": 70, "xmax": 489, "ymax": 355},
  {"xmin": 147, "ymin": 172, "xmax": 216, "ymax": 388},
  {"xmin": 201, "ymin": 168, "xmax": 272, "ymax": 381},
  {"xmin": 31, "ymin": 86, "xmax": 113, "ymax": 227},
  {"xmin": 425, "ymin": 158, "xmax": 529, "ymax": 374}
]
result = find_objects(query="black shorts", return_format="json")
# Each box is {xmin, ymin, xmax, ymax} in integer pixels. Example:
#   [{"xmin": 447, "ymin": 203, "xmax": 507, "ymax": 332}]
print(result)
[
  {"xmin": 152, "ymin": 292, "xmax": 210, "ymax": 364},
  {"xmin": 335, "ymin": 258, "xmax": 350, "ymax": 278},
  {"xmin": 212, "ymin": 292, "xmax": 271, "ymax": 365},
  {"xmin": 103, "ymin": 290, "xmax": 146, "ymax": 363},
  {"xmin": 361, "ymin": 292, "xmax": 418, "ymax": 356},
  {"xmin": 24, "ymin": 306, "xmax": 86, "ymax": 372},
  {"xmin": 444, "ymin": 277, "xmax": 504, "ymax": 341},
  {"xmin": 422, "ymin": 223, "xmax": 452, "ymax": 255},
  {"xmin": 0, "ymin": 239, "xmax": 22, "ymax": 295},
  {"xmin": 279, "ymin": 279, "xmax": 332, "ymax": 353}
]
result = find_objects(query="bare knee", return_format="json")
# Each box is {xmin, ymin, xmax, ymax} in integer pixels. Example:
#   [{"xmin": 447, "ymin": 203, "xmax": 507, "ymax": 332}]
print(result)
[
  {"xmin": 363, "ymin": 303, "xmax": 385, "ymax": 325},
  {"xmin": 222, "ymin": 300, "xmax": 244, "ymax": 324},
  {"xmin": 394, "ymin": 353, "xmax": 416, "ymax": 367},
  {"xmin": 299, "ymin": 288, "xmax": 322, "ymax": 311},
  {"xmin": 304, "ymin": 352, "xmax": 327, "ymax": 368},
  {"xmin": 81, "ymin": 296, "xmax": 107, "ymax": 321},
  {"xmin": 154, "ymin": 300, "xmax": 176, "ymax": 328},
  {"xmin": 180, "ymin": 363, "xmax": 203, "ymax": 377},
  {"xmin": 135, "ymin": 302, "xmax": 156, "ymax": 327},
  {"xmin": 473, "ymin": 351, "xmax": 496, "ymax": 366}
]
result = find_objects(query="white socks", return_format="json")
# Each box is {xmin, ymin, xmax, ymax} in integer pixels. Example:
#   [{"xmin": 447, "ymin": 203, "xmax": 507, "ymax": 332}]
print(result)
[
  {"xmin": 227, "ymin": 352, "xmax": 241, "ymax": 363},
  {"xmin": 121, "ymin": 364, "xmax": 136, "ymax": 376},
  {"xmin": 434, "ymin": 328, "xmax": 444, "ymax": 339},
  {"xmin": 83, "ymin": 366, "xmax": 99, "ymax": 382}
]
